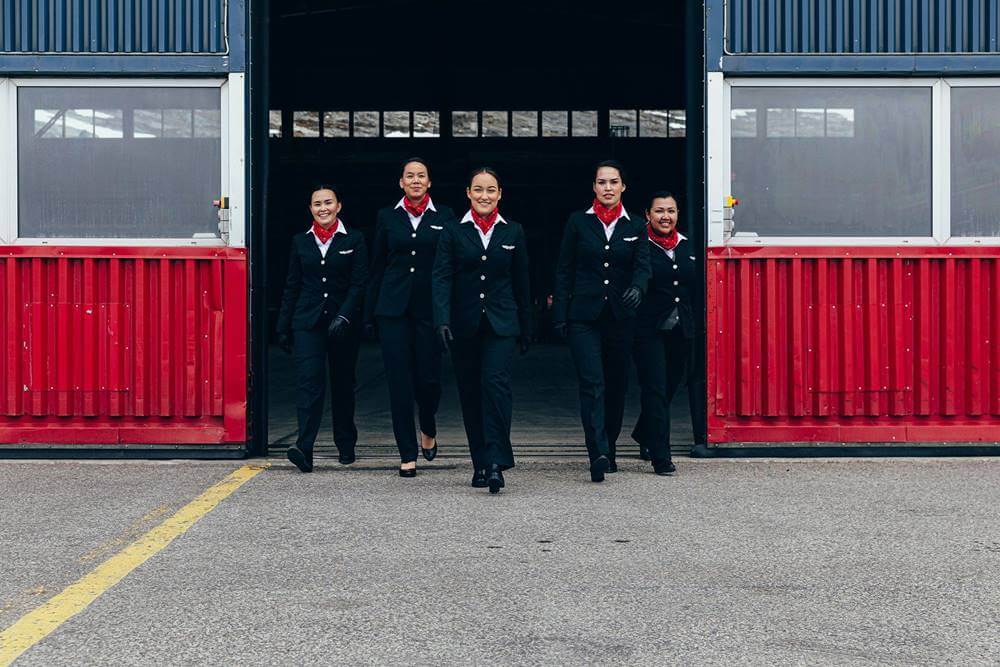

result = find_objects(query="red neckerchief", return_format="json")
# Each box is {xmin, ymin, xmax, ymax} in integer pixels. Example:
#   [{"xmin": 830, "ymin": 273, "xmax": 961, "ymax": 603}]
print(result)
[
  {"xmin": 591, "ymin": 198, "xmax": 623, "ymax": 226},
  {"xmin": 403, "ymin": 195, "xmax": 430, "ymax": 218},
  {"xmin": 312, "ymin": 219, "xmax": 339, "ymax": 244},
  {"xmin": 471, "ymin": 209, "xmax": 499, "ymax": 236},
  {"xmin": 647, "ymin": 223, "xmax": 680, "ymax": 252}
]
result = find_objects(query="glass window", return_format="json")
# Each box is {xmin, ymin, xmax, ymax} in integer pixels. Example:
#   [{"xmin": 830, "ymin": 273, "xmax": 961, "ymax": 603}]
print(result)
[
  {"xmin": 668, "ymin": 110, "xmax": 686, "ymax": 137},
  {"xmin": 512, "ymin": 111, "xmax": 538, "ymax": 137},
  {"xmin": 383, "ymin": 111, "xmax": 410, "ymax": 137},
  {"xmin": 482, "ymin": 111, "xmax": 508, "ymax": 137},
  {"xmin": 951, "ymin": 88, "xmax": 1000, "ymax": 237},
  {"xmin": 639, "ymin": 109, "xmax": 669, "ymax": 137},
  {"xmin": 17, "ymin": 86, "xmax": 222, "ymax": 239},
  {"xmin": 572, "ymin": 110, "xmax": 598, "ymax": 137},
  {"xmin": 413, "ymin": 111, "xmax": 440, "ymax": 137},
  {"xmin": 609, "ymin": 109, "xmax": 636, "ymax": 138},
  {"xmin": 293, "ymin": 111, "xmax": 320, "ymax": 138},
  {"xmin": 541, "ymin": 111, "xmax": 568, "ymax": 137},
  {"xmin": 323, "ymin": 111, "xmax": 349, "ymax": 138},
  {"xmin": 268, "ymin": 110, "xmax": 282, "ymax": 137},
  {"xmin": 730, "ymin": 86, "xmax": 932, "ymax": 237},
  {"xmin": 352, "ymin": 111, "xmax": 379, "ymax": 137},
  {"xmin": 452, "ymin": 111, "xmax": 478, "ymax": 137}
]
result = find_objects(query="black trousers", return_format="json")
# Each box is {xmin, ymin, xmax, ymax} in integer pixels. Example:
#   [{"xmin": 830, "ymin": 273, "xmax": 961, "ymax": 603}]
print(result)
[
  {"xmin": 567, "ymin": 307, "xmax": 636, "ymax": 463},
  {"xmin": 632, "ymin": 325, "xmax": 708, "ymax": 462},
  {"xmin": 377, "ymin": 314, "xmax": 442, "ymax": 463},
  {"xmin": 293, "ymin": 322, "xmax": 360, "ymax": 455},
  {"xmin": 450, "ymin": 318, "xmax": 517, "ymax": 471}
]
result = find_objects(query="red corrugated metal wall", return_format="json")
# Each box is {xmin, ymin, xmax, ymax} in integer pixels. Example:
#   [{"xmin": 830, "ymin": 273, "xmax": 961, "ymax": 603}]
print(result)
[
  {"xmin": 0, "ymin": 247, "xmax": 247, "ymax": 445},
  {"xmin": 708, "ymin": 246, "xmax": 1000, "ymax": 443}
]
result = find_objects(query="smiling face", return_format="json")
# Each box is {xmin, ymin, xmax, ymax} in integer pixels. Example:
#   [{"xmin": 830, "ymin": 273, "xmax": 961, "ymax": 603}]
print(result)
[
  {"xmin": 309, "ymin": 188, "xmax": 341, "ymax": 227},
  {"xmin": 646, "ymin": 196, "xmax": 679, "ymax": 236},
  {"xmin": 593, "ymin": 166, "xmax": 626, "ymax": 207},
  {"xmin": 466, "ymin": 172, "xmax": 502, "ymax": 216},
  {"xmin": 399, "ymin": 161, "xmax": 431, "ymax": 202}
]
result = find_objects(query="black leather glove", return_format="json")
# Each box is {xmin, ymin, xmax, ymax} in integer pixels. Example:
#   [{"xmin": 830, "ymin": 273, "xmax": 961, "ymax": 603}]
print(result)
[
  {"xmin": 622, "ymin": 286, "xmax": 642, "ymax": 309},
  {"xmin": 364, "ymin": 322, "xmax": 378, "ymax": 341},
  {"xmin": 518, "ymin": 335, "xmax": 532, "ymax": 356},
  {"xmin": 277, "ymin": 332, "xmax": 293, "ymax": 355},
  {"xmin": 327, "ymin": 316, "xmax": 349, "ymax": 338},
  {"xmin": 553, "ymin": 322, "xmax": 568, "ymax": 339},
  {"xmin": 437, "ymin": 325, "xmax": 454, "ymax": 354}
]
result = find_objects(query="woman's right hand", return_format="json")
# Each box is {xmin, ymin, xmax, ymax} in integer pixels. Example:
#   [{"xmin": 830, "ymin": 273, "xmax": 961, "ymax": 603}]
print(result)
[
  {"xmin": 553, "ymin": 322, "xmax": 568, "ymax": 339},
  {"xmin": 437, "ymin": 325, "xmax": 454, "ymax": 354}
]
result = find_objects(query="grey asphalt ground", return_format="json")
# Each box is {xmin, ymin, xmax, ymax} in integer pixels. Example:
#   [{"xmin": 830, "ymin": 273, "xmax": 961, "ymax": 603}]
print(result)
[{"xmin": 2, "ymin": 457, "xmax": 999, "ymax": 666}]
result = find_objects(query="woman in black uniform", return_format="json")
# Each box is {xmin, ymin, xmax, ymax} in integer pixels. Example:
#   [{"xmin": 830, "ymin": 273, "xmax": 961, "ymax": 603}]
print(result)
[
  {"xmin": 366, "ymin": 158, "xmax": 455, "ymax": 478},
  {"xmin": 277, "ymin": 184, "xmax": 369, "ymax": 473},
  {"xmin": 432, "ymin": 167, "xmax": 532, "ymax": 494},
  {"xmin": 552, "ymin": 160, "xmax": 651, "ymax": 482},
  {"xmin": 631, "ymin": 191, "xmax": 707, "ymax": 475}
]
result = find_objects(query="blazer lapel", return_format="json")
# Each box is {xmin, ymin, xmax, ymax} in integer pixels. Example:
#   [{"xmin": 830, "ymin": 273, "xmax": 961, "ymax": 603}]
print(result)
[
  {"xmin": 585, "ymin": 213, "xmax": 608, "ymax": 244},
  {"xmin": 460, "ymin": 221, "xmax": 486, "ymax": 251}
]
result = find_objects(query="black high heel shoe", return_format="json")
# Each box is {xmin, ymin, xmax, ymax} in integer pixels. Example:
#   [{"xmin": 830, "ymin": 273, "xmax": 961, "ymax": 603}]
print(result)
[
  {"xmin": 590, "ymin": 455, "xmax": 610, "ymax": 482},
  {"xmin": 399, "ymin": 465, "xmax": 416, "ymax": 478},
  {"xmin": 471, "ymin": 469, "xmax": 488, "ymax": 488},
  {"xmin": 420, "ymin": 438, "xmax": 438, "ymax": 462},
  {"xmin": 486, "ymin": 465, "xmax": 505, "ymax": 494}
]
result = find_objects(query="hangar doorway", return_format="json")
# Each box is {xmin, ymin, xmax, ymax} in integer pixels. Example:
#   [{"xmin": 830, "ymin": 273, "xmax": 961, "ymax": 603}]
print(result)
[{"xmin": 258, "ymin": 0, "xmax": 705, "ymax": 459}]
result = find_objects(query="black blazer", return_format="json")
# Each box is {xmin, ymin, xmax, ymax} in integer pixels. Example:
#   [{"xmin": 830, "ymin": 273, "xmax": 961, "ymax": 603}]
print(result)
[
  {"xmin": 636, "ymin": 236, "xmax": 699, "ymax": 339},
  {"xmin": 431, "ymin": 218, "xmax": 532, "ymax": 339},
  {"xmin": 551, "ymin": 209, "xmax": 652, "ymax": 323},
  {"xmin": 364, "ymin": 203, "xmax": 455, "ymax": 323},
  {"xmin": 277, "ymin": 227, "xmax": 369, "ymax": 334}
]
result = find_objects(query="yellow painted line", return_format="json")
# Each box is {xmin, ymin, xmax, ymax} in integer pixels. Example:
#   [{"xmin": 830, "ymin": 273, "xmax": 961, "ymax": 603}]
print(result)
[{"xmin": 0, "ymin": 463, "xmax": 268, "ymax": 666}]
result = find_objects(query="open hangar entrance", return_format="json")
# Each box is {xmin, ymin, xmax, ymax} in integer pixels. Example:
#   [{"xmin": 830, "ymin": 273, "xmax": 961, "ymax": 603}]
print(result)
[{"xmin": 255, "ymin": 0, "xmax": 705, "ymax": 458}]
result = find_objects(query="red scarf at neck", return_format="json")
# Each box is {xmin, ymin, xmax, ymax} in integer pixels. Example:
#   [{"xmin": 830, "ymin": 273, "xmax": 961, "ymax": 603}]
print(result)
[
  {"xmin": 591, "ymin": 198, "xmax": 623, "ymax": 226},
  {"xmin": 647, "ymin": 223, "xmax": 680, "ymax": 252},
  {"xmin": 471, "ymin": 208, "xmax": 499, "ymax": 236},
  {"xmin": 403, "ymin": 195, "xmax": 430, "ymax": 218},
  {"xmin": 312, "ymin": 219, "xmax": 339, "ymax": 244}
]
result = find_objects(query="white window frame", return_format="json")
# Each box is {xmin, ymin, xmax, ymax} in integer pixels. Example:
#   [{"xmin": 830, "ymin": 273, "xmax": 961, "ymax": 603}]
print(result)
[
  {"xmin": 709, "ymin": 75, "xmax": 1000, "ymax": 247},
  {"xmin": 0, "ymin": 75, "xmax": 245, "ymax": 248}
]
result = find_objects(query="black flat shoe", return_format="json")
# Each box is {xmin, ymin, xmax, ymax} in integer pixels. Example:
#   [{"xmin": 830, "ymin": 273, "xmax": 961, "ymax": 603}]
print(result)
[
  {"xmin": 471, "ymin": 469, "xmax": 488, "ymax": 488},
  {"xmin": 608, "ymin": 459, "xmax": 618, "ymax": 473},
  {"xmin": 338, "ymin": 451, "xmax": 356, "ymax": 465},
  {"xmin": 420, "ymin": 440, "xmax": 438, "ymax": 461},
  {"xmin": 653, "ymin": 459, "xmax": 677, "ymax": 475},
  {"xmin": 287, "ymin": 446, "xmax": 312, "ymax": 473},
  {"xmin": 399, "ymin": 466, "xmax": 417, "ymax": 478},
  {"xmin": 590, "ymin": 455, "xmax": 610, "ymax": 482},
  {"xmin": 487, "ymin": 465, "xmax": 505, "ymax": 494}
]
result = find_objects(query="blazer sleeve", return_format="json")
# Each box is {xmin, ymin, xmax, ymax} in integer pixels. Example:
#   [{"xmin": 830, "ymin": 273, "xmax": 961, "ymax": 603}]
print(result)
[
  {"xmin": 551, "ymin": 216, "xmax": 577, "ymax": 324},
  {"xmin": 512, "ymin": 224, "xmax": 533, "ymax": 338},
  {"xmin": 431, "ymin": 224, "xmax": 455, "ymax": 328},
  {"xmin": 631, "ymin": 223, "xmax": 652, "ymax": 294},
  {"xmin": 363, "ymin": 214, "xmax": 388, "ymax": 324},
  {"xmin": 338, "ymin": 235, "xmax": 369, "ymax": 322},
  {"xmin": 276, "ymin": 239, "xmax": 302, "ymax": 335}
]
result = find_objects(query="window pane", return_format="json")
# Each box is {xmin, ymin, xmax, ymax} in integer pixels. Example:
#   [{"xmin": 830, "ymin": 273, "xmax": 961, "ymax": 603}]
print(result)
[
  {"xmin": 323, "ymin": 111, "xmax": 350, "ymax": 138},
  {"xmin": 293, "ymin": 111, "xmax": 320, "ymax": 137},
  {"xmin": 572, "ymin": 110, "xmax": 598, "ymax": 137},
  {"xmin": 639, "ymin": 109, "xmax": 669, "ymax": 137},
  {"xmin": 352, "ymin": 111, "xmax": 379, "ymax": 137},
  {"xmin": 34, "ymin": 109, "xmax": 64, "ymax": 138},
  {"xmin": 731, "ymin": 87, "xmax": 932, "ymax": 237},
  {"xmin": 542, "ymin": 111, "xmax": 568, "ymax": 137},
  {"xmin": 452, "ymin": 111, "xmax": 478, "ymax": 137},
  {"xmin": 512, "ymin": 111, "xmax": 538, "ymax": 137},
  {"xmin": 269, "ymin": 110, "xmax": 282, "ymax": 137},
  {"xmin": 482, "ymin": 111, "xmax": 508, "ymax": 137},
  {"xmin": 413, "ymin": 111, "xmax": 440, "ymax": 137},
  {"xmin": 383, "ymin": 111, "xmax": 410, "ymax": 137},
  {"xmin": 668, "ymin": 110, "xmax": 686, "ymax": 137},
  {"xmin": 795, "ymin": 108, "xmax": 825, "ymax": 137},
  {"xmin": 193, "ymin": 109, "xmax": 220, "ymax": 138},
  {"xmin": 17, "ymin": 87, "xmax": 222, "ymax": 239},
  {"xmin": 951, "ymin": 88, "xmax": 1000, "ymax": 237},
  {"xmin": 610, "ymin": 109, "xmax": 636, "ymax": 138},
  {"xmin": 826, "ymin": 109, "xmax": 855, "ymax": 137},
  {"xmin": 731, "ymin": 108, "xmax": 757, "ymax": 138}
]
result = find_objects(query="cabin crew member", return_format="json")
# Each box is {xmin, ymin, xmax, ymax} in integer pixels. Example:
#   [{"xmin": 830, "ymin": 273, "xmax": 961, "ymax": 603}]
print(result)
[
  {"xmin": 432, "ymin": 167, "xmax": 532, "ymax": 494},
  {"xmin": 631, "ymin": 191, "xmax": 707, "ymax": 475},
  {"xmin": 277, "ymin": 185, "xmax": 369, "ymax": 473},
  {"xmin": 552, "ymin": 160, "xmax": 651, "ymax": 482},
  {"xmin": 366, "ymin": 158, "xmax": 455, "ymax": 478}
]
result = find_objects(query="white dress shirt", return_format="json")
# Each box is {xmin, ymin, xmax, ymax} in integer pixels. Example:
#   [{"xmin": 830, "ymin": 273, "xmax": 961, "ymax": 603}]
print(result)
[
  {"xmin": 307, "ymin": 219, "xmax": 348, "ymax": 258},
  {"xmin": 395, "ymin": 197, "xmax": 438, "ymax": 230},
  {"xmin": 586, "ymin": 204, "xmax": 631, "ymax": 240},
  {"xmin": 461, "ymin": 210, "xmax": 507, "ymax": 249}
]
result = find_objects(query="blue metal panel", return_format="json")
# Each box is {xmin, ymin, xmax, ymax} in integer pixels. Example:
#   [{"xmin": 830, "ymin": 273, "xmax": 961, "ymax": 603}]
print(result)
[
  {"xmin": 726, "ymin": 0, "xmax": 1000, "ymax": 53},
  {"xmin": 0, "ymin": 0, "xmax": 226, "ymax": 54}
]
